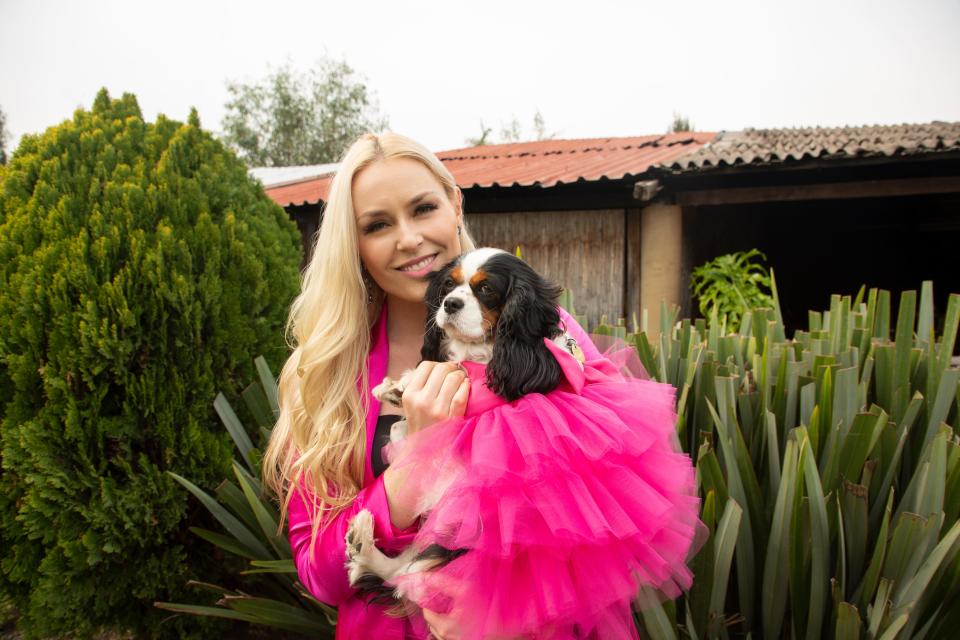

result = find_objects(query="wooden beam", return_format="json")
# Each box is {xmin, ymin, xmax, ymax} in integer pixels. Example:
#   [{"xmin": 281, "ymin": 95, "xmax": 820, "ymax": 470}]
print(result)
[{"xmin": 673, "ymin": 176, "xmax": 960, "ymax": 206}]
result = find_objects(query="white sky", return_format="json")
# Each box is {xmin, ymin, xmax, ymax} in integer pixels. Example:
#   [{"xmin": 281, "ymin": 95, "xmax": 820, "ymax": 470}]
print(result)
[{"xmin": 2, "ymin": 0, "xmax": 959, "ymax": 155}]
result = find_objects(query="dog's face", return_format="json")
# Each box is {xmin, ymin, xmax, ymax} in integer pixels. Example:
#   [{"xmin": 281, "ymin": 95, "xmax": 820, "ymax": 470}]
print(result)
[
  {"xmin": 430, "ymin": 247, "xmax": 508, "ymax": 343},
  {"xmin": 422, "ymin": 248, "xmax": 564, "ymax": 401}
]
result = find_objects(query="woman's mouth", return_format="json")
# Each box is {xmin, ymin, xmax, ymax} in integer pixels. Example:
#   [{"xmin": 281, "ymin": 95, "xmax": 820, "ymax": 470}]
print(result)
[{"xmin": 396, "ymin": 254, "xmax": 438, "ymax": 277}]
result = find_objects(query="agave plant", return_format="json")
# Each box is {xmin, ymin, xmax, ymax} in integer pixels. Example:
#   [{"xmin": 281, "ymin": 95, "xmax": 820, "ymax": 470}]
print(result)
[
  {"xmin": 154, "ymin": 357, "xmax": 337, "ymax": 638},
  {"xmin": 589, "ymin": 279, "xmax": 960, "ymax": 639}
]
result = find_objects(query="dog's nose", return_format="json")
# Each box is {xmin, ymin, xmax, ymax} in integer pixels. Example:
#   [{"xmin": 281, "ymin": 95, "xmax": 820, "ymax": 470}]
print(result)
[{"xmin": 444, "ymin": 297, "xmax": 464, "ymax": 314}]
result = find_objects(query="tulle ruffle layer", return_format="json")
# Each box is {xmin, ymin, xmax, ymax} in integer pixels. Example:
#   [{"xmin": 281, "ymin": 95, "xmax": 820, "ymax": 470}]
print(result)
[{"xmin": 384, "ymin": 351, "xmax": 700, "ymax": 639}]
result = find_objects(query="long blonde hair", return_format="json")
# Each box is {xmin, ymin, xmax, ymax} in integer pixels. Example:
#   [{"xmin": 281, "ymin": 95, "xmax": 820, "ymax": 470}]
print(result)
[{"xmin": 263, "ymin": 132, "xmax": 477, "ymax": 546}]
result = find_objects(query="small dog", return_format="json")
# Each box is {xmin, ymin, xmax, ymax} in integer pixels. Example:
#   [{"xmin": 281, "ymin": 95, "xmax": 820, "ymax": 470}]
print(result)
[{"xmin": 345, "ymin": 247, "xmax": 583, "ymax": 605}]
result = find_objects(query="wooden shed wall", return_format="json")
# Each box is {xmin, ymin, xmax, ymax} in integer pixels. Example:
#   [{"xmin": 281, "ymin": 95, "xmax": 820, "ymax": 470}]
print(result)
[{"xmin": 465, "ymin": 209, "xmax": 630, "ymax": 328}]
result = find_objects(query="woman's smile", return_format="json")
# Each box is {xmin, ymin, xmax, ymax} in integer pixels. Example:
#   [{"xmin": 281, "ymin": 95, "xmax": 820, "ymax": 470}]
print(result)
[{"xmin": 396, "ymin": 253, "xmax": 439, "ymax": 277}]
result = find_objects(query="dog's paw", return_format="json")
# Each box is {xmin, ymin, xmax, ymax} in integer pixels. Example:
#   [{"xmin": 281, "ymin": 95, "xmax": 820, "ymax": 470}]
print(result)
[
  {"xmin": 389, "ymin": 419, "xmax": 408, "ymax": 444},
  {"xmin": 345, "ymin": 509, "xmax": 376, "ymax": 585},
  {"xmin": 372, "ymin": 377, "xmax": 405, "ymax": 407}
]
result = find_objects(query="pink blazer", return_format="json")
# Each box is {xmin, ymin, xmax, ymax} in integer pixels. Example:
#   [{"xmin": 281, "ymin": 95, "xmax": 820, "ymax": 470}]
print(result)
[{"xmin": 287, "ymin": 305, "xmax": 601, "ymax": 640}]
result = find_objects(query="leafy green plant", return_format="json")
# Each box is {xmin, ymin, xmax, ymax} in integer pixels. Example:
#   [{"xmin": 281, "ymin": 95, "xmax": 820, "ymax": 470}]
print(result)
[
  {"xmin": 155, "ymin": 357, "xmax": 336, "ymax": 638},
  {"xmin": 0, "ymin": 89, "xmax": 301, "ymax": 638},
  {"xmin": 592, "ymin": 280, "xmax": 960, "ymax": 638},
  {"xmin": 690, "ymin": 249, "xmax": 775, "ymax": 331}
]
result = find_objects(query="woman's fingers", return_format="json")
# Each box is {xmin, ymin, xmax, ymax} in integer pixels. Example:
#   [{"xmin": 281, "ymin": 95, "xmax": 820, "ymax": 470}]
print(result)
[
  {"xmin": 402, "ymin": 361, "xmax": 467, "ymax": 432},
  {"xmin": 449, "ymin": 378, "xmax": 470, "ymax": 417}
]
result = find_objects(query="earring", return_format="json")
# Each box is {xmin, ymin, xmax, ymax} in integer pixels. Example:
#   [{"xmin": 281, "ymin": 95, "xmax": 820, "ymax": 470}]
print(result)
[
  {"xmin": 361, "ymin": 269, "xmax": 375, "ymax": 304},
  {"xmin": 457, "ymin": 225, "xmax": 462, "ymax": 236}
]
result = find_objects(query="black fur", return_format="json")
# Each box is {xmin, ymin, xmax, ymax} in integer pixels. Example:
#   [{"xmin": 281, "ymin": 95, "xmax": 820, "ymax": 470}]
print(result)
[
  {"xmin": 483, "ymin": 253, "xmax": 563, "ymax": 401},
  {"xmin": 420, "ymin": 265, "xmax": 454, "ymax": 363}
]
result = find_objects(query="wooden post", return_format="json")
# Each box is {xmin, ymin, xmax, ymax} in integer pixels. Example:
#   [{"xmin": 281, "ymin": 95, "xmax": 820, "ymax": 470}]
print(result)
[{"xmin": 640, "ymin": 204, "xmax": 682, "ymax": 343}]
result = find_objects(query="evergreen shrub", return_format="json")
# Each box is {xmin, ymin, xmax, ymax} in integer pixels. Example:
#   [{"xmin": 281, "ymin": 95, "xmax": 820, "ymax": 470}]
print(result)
[{"xmin": 0, "ymin": 89, "xmax": 302, "ymax": 638}]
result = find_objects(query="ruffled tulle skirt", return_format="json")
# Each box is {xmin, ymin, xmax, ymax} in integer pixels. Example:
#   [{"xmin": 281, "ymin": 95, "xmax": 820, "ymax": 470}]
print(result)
[{"xmin": 384, "ymin": 346, "xmax": 701, "ymax": 640}]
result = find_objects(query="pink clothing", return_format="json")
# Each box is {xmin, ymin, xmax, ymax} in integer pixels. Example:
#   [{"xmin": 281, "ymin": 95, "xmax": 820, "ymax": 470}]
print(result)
[
  {"xmin": 287, "ymin": 305, "xmax": 602, "ymax": 639},
  {"xmin": 382, "ymin": 340, "xmax": 700, "ymax": 639}
]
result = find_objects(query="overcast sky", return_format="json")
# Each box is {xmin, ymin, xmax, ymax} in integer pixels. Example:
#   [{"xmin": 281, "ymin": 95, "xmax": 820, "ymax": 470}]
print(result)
[{"xmin": 2, "ymin": 0, "xmax": 959, "ymax": 157}]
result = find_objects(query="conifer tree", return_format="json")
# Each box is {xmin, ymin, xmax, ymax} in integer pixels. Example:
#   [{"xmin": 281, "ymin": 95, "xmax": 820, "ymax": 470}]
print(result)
[{"xmin": 0, "ymin": 89, "xmax": 302, "ymax": 638}]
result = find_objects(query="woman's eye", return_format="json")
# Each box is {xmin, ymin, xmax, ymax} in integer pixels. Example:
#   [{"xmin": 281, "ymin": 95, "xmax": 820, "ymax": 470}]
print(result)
[
  {"xmin": 415, "ymin": 203, "xmax": 438, "ymax": 215},
  {"xmin": 363, "ymin": 221, "xmax": 387, "ymax": 234}
]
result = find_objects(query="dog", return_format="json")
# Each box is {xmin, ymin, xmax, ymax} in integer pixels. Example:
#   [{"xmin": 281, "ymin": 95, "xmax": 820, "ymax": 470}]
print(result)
[{"xmin": 345, "ymin": 247, "xmax": 584, "ymax": 606}]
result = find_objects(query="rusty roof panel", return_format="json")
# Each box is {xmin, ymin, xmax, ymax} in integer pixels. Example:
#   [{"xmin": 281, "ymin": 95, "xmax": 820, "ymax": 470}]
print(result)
[
  {"xmin": 664, "ymin": 121, "xmax": 960, "ymax": 171},
  {"xmin": 263, "ymin": 132, "xmax": 716, "ymax": 207}
]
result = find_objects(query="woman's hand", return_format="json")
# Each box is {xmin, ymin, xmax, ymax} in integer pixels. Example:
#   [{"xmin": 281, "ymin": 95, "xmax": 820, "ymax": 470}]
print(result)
[
  {"xmin": 423, "ymin": 607, "xmax": 461, "ymax": 640},
  {"xmin": 383, "ymin": 361, "xmax": 469, "ymax": 530},
  {"xmin": 401, "ymin": 361, "xmax": 470, "ymax": 434},
  {"xmin": 424, "ymin": 607, "xmax": 527, "ymax": 640}
]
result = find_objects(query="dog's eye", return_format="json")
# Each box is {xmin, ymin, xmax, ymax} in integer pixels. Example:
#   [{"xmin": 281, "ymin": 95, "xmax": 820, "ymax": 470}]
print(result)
[
  {"xmin": 478, "ymin": 283, "xmax": 492, "ymax": 295},
  {"xmin": 444, "ymin": 277, "xmax": 455, "ymax": 289}
]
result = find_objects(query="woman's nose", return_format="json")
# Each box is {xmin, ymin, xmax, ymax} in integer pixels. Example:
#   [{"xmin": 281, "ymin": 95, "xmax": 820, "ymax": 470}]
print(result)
[{"xmin": 395, "ymin": 219, "xmax": 423, "ymax": 250}]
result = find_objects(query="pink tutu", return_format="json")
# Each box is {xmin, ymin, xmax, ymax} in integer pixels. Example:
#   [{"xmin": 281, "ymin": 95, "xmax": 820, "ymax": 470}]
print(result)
[{"xmin": 383, "ymin": 340, "xmax": 701, "ymax": 640}]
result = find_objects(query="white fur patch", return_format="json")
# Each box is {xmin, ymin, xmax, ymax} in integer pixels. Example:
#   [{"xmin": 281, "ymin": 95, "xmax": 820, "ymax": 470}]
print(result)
[{"xmin": 435, "ymin": 248, "xmax": 506, "ymax": 341}]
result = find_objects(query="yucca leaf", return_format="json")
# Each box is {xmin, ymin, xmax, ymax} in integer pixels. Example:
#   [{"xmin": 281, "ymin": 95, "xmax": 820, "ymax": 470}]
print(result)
[
  {"xmin": 214, "ymin": 391, "xmax": 257, "ymax": 474},
  {"xmin": 154, "ymin": 601, "xmax": 260, "ymax": 623},
  {"xmin": 233, "ymin": 462, "xmax": 292, "ymax": 558},
  {"xmin": 215, "ymin": 480, "xmax": 261, "ymax": 535},
  {"xmin": 709, "ymin": 498, "xmax": 743, "ymax": 637},
  {"xmin": 835, "ymin": 602, "xmax": 862, "ymax": 640},
  {"xmin": 242, "ymin": 379, "xmax": 275, "ymax": 431},
  {"xmin": 254, "ymin": 355, "xmax": 280, "ymax": 415},
  {"xmin": 219, "ymin": 596, "xmax": 335, "ymax": 636},
  {"xmin": 840, "ymin": 480, "xmax": 869, "ymax": 593},
  {"xmin": 636, "ymin": 588, "xmax": 678, "ymax": 640},
  {"xmin": 867, "ymin": 578, "xmax": 894, "ymax": 637},
  {"xmin": 802, "ymin": 436, "xmax": 831, "ymax": 640},
  {"xmin": 857, "ymin": 489, "xmax": 895, "ymax": 609},
  {"xmin": 168, "ymin": 471, "xmax": 272, "ymax": 559},
  {"xmin": 189, "ymin": 526, "xmax": 259, "ymax": 560},
  {"xmin": 762, "ymin": 436, "xmax": 798, "ymax": 639},
  {"xmin": 883, "ymin": 512, "xmax": 935, "ymax": 595},
  {"xmin": 893, "ymin": 516, "xmax": 960, "ymax": 613}
]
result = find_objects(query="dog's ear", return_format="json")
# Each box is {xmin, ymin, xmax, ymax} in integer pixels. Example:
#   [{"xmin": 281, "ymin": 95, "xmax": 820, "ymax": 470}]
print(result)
[
  {"xmin": 420, "ymin": 266, "xmax": 450, "ymax": 362},
  {"xmin": 486, "ymin": 260, "xmax": 564, "ymax": 401}
]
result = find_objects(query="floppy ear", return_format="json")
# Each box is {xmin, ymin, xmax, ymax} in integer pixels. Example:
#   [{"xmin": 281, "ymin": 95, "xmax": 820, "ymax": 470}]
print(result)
[
  {"xmin": 420, "ymin": 268, "xmax": 449, "ymax": 362},
  {"xmin": 486, "ymin": 263, "xmax": 564, "ymax": 401}
]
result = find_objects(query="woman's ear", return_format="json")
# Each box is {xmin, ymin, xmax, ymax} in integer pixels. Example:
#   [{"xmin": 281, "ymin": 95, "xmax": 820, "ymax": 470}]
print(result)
[{"xmin": 486, "ymin": 266, "xmax": 563, "ymax": 401}]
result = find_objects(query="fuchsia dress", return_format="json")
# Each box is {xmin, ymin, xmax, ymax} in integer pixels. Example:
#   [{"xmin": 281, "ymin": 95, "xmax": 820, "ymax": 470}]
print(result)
[{"xmin": 288, "ymin": 306, "xmax": 700, "ymax": 639}]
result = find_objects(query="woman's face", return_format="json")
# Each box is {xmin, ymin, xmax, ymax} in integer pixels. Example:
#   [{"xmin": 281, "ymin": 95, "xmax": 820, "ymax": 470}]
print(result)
[{"xmin": 353, "ymin": 157, "xmax": 463, "ymax": 304}]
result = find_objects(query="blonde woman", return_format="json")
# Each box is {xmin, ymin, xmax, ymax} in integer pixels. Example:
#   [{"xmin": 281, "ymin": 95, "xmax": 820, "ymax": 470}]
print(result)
[{"xmin": 263, "ymin": 132, "xmax": 604, "ymax": 639}]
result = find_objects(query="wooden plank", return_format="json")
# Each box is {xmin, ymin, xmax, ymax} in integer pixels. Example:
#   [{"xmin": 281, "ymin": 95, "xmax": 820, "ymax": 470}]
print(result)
[
  {"xmin": 465, "ymin": 210, "xmax": 625, "ymax": 330},
  {"xmin": 674, "ymin": 176, "xmax": 960, "ymax": 206},
  {"xmin": 625, "ymin": 208, "xmax": 642, "ymax": 330}
]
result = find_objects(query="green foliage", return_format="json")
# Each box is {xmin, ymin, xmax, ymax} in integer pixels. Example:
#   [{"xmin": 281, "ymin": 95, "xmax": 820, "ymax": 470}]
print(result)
[
  {"xmin": 156, "ymin": 357, "xmax": 336, "ymax": 638},
  {"xmin": 0, "ymin": 104, "xmax": 8, "ymax": 165},
  {"xmin": 0, "ymin": 89, "xmax": 302, "ymax": 638},
  {"xmin": 669, "ymin": 112, "xmax": 694, "ymax": 133},
  {"xmin": 690, "ymin": 249, "xmax": 774, "ymax": 331},
  {"xmin": 221, "ymin": 58, "xmax": 388, "ymax": 167},
  {"xmin": 594, "ymin": 283, "xmax": 960, "ymax": 638}
]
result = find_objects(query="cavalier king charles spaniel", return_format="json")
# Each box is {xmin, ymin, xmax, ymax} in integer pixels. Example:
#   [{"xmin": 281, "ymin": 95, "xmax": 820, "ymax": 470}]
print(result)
[{"xmin": 345, "ymin": 247, "xmax": 583, "ymax": 604}]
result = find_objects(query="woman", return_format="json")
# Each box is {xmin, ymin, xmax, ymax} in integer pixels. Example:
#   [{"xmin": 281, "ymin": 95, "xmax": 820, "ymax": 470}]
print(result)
[{"xmin": 262, "ymin": 132, "xmax": 603, "ymax": 640}]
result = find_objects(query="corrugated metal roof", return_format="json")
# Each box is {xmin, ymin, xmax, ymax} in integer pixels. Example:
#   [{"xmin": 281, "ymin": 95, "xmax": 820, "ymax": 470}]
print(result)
[
  {"xmin": 248, "ymin": 163, "xmax": 339, "ymax": 188},
  {"xmin": 263, "ymin": 133, "xmax": 716, "ymax": 207},
  {"xmin": 664, "ymin": 121, "xmax": 960, "ymax": 172}
]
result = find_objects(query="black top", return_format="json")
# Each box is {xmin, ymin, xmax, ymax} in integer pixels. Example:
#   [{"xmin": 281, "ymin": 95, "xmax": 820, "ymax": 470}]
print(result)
[{"xmin": 372, "ymin": 414, "xmax": 402, "ymax": 479}]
